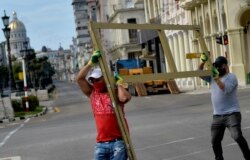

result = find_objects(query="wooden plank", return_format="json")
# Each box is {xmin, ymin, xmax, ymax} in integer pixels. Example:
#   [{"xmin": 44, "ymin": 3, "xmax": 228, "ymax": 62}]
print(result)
[
  {"xmin": 167, "ymin": 80, "xmax": 180, "ymax": 94},
  {"xmin": 186, "ymin": 53, "xmax": 201, "ymax": 59},
  {"xmin": 134, "ymin": 83, "xmax": 142, "ymax": 96},
  {"xmin": 140, "ymin": 83, "xmax": 148, "ymax": 96},
  {"xmin": 122, "ymin": 70, "xmax": 211, "ymax": 83},
  {"xmin": 134, "ymin": 83, "xmax": 147, "ymax": 96}
]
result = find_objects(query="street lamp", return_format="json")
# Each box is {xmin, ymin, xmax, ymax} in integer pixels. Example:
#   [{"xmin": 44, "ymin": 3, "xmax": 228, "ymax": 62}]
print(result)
[
  {"xmin": 20, "ymin": 41, "xmax": 31, "ymax": 111},
  {"xmin": 22, "ymin": 41, "xmax": 32, "ymax": 88},
  {"xmin": 2, "ymin": 10, "xmax": 16, "ymax": 91}
]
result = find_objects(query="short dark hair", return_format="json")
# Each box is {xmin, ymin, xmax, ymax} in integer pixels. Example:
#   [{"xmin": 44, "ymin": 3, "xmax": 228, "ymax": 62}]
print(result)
[{"xmin": 213, "ymin": 56, "xmax": 228, "ymax": 68}]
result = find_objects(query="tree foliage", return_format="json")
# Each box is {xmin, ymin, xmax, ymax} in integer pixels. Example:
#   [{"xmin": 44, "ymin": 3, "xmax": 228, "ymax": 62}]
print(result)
[
  {"xmin": 12, "ymin": 62, "xmax": 22, "ymax": 80},
  {"xmin": 29, "ymin": 56, "xmax": 55, "ymax": 89},
  {"xmin": 1, "ymin": 49, "xmax": 55, "ymax": 90},
  {"xmin": 0, "ymin": 65, "xmax": 8, "ymax": 88}
]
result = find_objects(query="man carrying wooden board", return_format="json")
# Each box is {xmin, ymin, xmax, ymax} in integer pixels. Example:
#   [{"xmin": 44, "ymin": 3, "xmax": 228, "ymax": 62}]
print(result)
[{"xmin": 76, "ymin": 50, "xmax": 132, "ymax": 160}]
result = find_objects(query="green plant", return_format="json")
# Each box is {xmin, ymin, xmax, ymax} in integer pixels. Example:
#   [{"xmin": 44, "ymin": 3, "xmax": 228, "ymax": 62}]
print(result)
[
  {"xmin": 28, "ymin": 95, "xmax": 39, "ymax": 111},
  {"xmin": 21, "ymin": 95, "xmax": 39, "ymax": 111},
  {"xmin": 12, "ymin": 99, "xmax": 23, "ymax": 112},
  {"xmin": 0, "ymin": 65, "xmax": 9, "ymax": 88},
  {"xmin": 14, "ymin": 106, "xmax": 44, "ymax": 118}
]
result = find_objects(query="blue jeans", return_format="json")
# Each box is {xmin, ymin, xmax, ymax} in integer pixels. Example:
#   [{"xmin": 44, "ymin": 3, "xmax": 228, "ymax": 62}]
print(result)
[
  {"xmin": 94, "ymin": 139, "xmax": 127, "ymax": 160},
  {"xmin": 211, "ymin": 112, "xmax": 250, "ymax": 160}
]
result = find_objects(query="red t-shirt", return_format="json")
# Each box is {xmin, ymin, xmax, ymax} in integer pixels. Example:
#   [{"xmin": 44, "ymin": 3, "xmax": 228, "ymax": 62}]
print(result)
[{"xmin": 90, "ymin": 90, "xmax": 129, "ymax": 142}]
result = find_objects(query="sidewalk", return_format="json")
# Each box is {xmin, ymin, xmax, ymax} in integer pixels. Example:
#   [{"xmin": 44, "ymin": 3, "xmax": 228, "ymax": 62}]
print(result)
[
  {"xmin": 181, "ymin": 87, "xmax": 210, "ymax": 95},
  {"xmin": 0, "ymin": 99, "xmax": 54, "ymax": 123},
  {"xmin": 181, "ymin": 84, "xmax": 250, "ymax": 95}
]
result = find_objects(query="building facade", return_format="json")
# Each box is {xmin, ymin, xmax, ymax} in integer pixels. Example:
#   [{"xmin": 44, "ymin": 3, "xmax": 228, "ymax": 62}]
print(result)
[
  {"xmin": 180, "ymin": 0, "xmax": 250, "ymax": 86},
  {"xmin": 141, "ymin": 0, "xmax": 250, "ymax": 87},
  {"xmin": 82, "ymin": 0, "xmax": 250, "ymax": 87},
  {"xmin": 72, "ymin": 0, "xmax": 93, "ymax": 67},
  {"xmin": 37, "ymin": 45, "xmax": 74, "ymax": 82},
  {"xmin": 101, "ymin": 0, "xmax": 146, "ymax": 67},
  {"xmin": 160, "ymin": 0, "xmax": 195, "ymax": 87}
]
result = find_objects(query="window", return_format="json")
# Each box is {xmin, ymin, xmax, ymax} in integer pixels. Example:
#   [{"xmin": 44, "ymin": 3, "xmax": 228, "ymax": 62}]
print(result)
[
  {"xmin": 127, "ymin": 18, "xmax": 138, "ymax": 43},
  {"xmin": 128, "ymin": 52, "xmax": 135, "ymax": 59},
  {"xmin": 126, "ymin": 0, "xmax": 133, "ymax": 8},
  {"xmin": 213, "ymin": 10, "xmax": 219, "ymax": 32},
  {"xmin": 206, "ymin": 13, "xmax": 211, "ymax": 35}
]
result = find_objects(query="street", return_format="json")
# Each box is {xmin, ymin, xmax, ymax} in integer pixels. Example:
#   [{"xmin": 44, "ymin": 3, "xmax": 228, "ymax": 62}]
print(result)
[{"xmin": 0, "ymin": 80, "xmax": 250, "ymax": 160}]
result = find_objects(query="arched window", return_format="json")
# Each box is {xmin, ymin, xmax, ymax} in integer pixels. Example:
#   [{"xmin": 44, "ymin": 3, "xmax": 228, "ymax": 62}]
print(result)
[
  {"xmin": 213, "ymin": 10, "xmax": 219, "ymax": 32},
  {"xmin": 221, "ymin": 6, "xmax": 227, "ymax": 29},
  {"xmin": 193, "ymin": 19, "xmax": 197, "ymax": 25},
  {"xmin": 206, "ymin": 13, "xmax": 211, "ymax": 35},
  {"xmin": 199, "ymin": 16, "xmax": 204, "ymax": 35}
]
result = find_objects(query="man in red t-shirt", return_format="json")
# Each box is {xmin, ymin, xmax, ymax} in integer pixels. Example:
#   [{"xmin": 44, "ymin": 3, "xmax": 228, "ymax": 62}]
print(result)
[{"xmin": 76, "ymin": 50, "xmax": 131, "ymax": 160}]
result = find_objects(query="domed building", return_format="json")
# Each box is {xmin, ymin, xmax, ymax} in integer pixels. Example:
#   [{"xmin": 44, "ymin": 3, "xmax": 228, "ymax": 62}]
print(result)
[{"xmin": 9, "ymin": 11, "xmax": 30, "ymax": 58}]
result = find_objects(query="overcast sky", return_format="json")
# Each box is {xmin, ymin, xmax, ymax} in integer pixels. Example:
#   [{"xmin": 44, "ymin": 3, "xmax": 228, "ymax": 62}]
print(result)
[{"xmin": 0, "ymin": 0, "xmax": 75, "ymax": 51}]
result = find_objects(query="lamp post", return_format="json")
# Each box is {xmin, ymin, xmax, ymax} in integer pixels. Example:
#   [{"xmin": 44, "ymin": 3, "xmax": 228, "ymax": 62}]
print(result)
[
  {"xmin": 22, "ymin": 41, "xmax": 32, "ymax": 88},
  {"xmin": 2, "ymin": 10, "xmax": 16, "ymax": 91},
  {"xmin": 20, "ymin": 41, "xmax": 30, "ymax": 111}
]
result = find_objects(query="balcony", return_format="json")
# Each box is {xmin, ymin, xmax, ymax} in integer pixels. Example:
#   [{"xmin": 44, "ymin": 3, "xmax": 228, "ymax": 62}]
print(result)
[
  {"xmin": 179, "ymin": 0, "xmax": 207, "ymax": 10},
  {"xmin": 134, "ymin": 0, "xmax": 143, "ymax": 5}
]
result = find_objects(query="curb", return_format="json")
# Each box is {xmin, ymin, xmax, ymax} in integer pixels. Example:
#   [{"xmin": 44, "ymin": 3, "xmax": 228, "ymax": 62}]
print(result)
[{"xmin": 0, "ymin": 106, "xmax": 48, "ymax": 123}]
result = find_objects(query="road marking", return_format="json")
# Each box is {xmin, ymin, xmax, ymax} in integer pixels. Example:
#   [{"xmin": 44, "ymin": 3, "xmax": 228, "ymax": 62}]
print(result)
[
  {"xmin": 162, "ymin": 142, "xmax": 239, "ymax": 160},
  {"xmin": 163, "ymin": 149, "xmax": 210, "ymax": 160},
  {"xmin": 0, "ymin": 156, "xmax": 21, "ymax": 160},
  {"xmin": 243, "ymin": 126, "xmax": 250, "ymax": 129},
  {"xmin": 135, "ymin": 137, "xmax": 195, "ymax": 151},
  {"xmin": 246, "ymin": 110, "xmax": 250, "ymax": 113},
  {"xmin": 226, "ymin": 142, "xmax": 237, "ymax": 146},
  {"xmin": 0, "ymin": 118, "xmax": 30, "ymax": 148},
  {"xmin": 8, "ymin": 123, "xmax": 19, "ymax": 126}
]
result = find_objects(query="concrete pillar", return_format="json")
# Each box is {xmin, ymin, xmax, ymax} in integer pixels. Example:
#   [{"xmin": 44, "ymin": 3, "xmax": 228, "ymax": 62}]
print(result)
[
  {"xmin": 148, "ymin": 0, "xmax": 153, "ymax": 19},
  {"xmin": 168, "ymin": 36, "xmax": 174, "ymax": 72},
  {"xmin": 228, "ymin": 27, "xmax": 247, "ymax": 86},
  {"xmin": 210, "ymin": 34, "xmax": 218, "ymax": 61},
  {"xmin": 153, "ymin": 0, "xmax": 157, "ymax": 18},
  {"xmin": 173, "ymin": 33, "xmax": 181, "ymax": 85},
  {"xmin": 144, "ymin": 0, "xmax": 149, "ymax": 23},
  {"xmin": 208, "ymin": 0, "xmax": 214, "ymax": 32},
  {"xmin": 183, "ymin": 31, "xmax": 193, "ymax": 87},
  {"xmin": 178, "ymin": 31, "xmax": 187, "ymax": 86},
  {"xmin": 192, "ymin": 39, "xmax": 201, "ymax": 88},
  {"xmin": 184, "ymin": 31, "xmax": 191, "ymax": 71},
  {"xmin": 178, "ymin": 32, "xmax": 186, "ymax": 72},
  {"xmin": 173, "ymin": 34, "xmax": 180, "ymax": 71}
]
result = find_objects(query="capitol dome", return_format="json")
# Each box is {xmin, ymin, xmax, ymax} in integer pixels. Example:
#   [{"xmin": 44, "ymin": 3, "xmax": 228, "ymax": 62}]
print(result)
[
  {"xmin": 8, "ymin": 11, "xmax": 30, "ymax": 58},
  {"xmin": 9, "ymin": 12, "xmax": 26, "ymax": 32}
]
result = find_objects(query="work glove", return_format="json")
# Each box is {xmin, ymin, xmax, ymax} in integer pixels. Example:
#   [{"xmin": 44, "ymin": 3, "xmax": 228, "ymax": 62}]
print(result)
[
  {"xmin": 212, "ymin": 66, "xmax": 219, "ymax": 79},
  {"xmin": 200, "ymin": 52, "xmax": 208, "ymax": 62},
  {"xmin": 114, "ymin": 73, "xmax": 123, "ymax": 86},
  {"xmin": 88, "ymin": 50, "xmax": 101, "ymax": 66}
]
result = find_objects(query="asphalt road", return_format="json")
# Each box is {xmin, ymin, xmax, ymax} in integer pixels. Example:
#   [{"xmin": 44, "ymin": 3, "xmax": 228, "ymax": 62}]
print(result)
[{"xmin": 0, "ymin": 80, "xmax": 250, "ymax": 160}]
